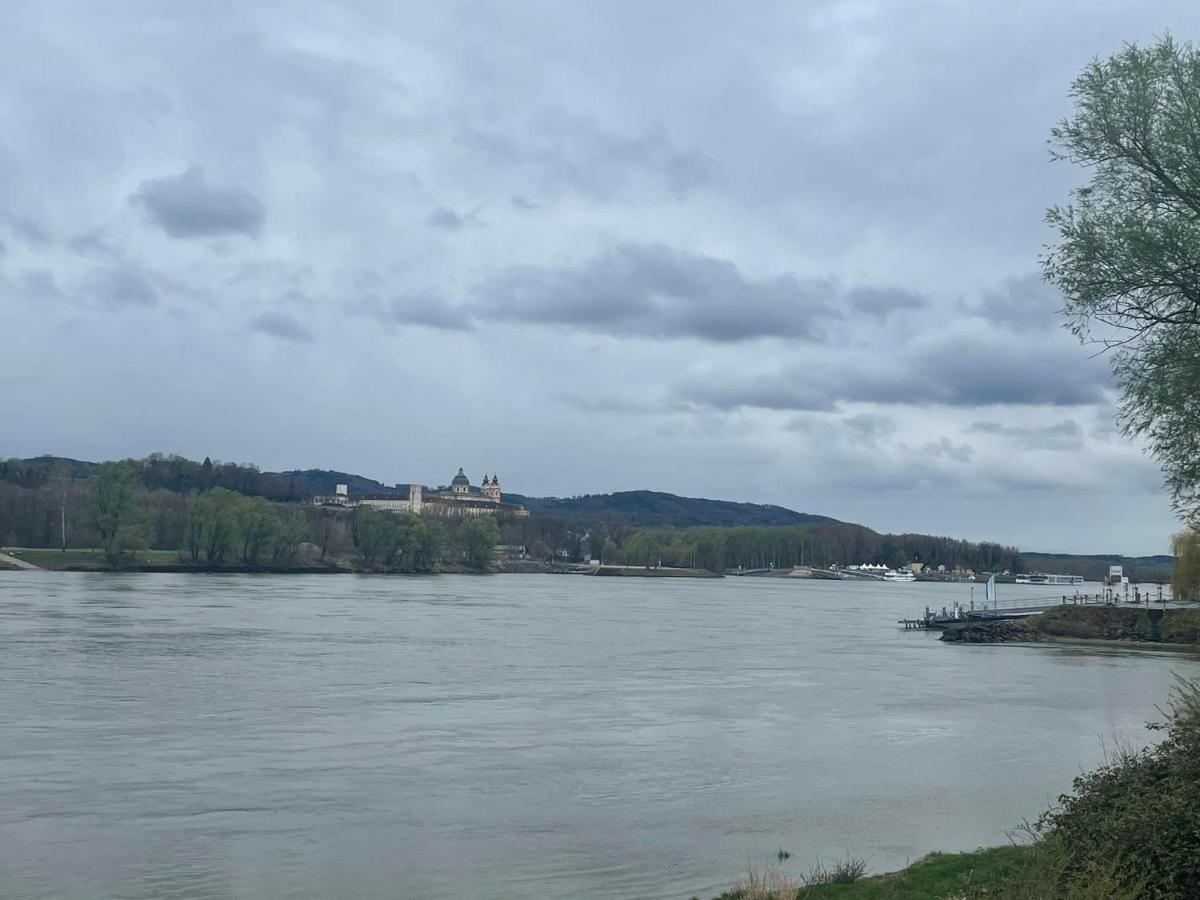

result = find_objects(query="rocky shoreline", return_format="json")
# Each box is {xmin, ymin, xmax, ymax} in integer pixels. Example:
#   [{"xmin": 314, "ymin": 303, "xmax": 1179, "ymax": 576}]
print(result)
[{"xmin": 940, "ymin": 605, "xmax": 1200, "ymax": 645}]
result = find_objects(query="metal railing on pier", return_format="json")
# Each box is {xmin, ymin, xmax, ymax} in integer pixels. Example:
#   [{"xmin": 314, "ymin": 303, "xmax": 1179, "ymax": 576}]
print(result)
[{"xmin": 897, "ymin": 591, "xmax": 1163, "ymax": 630}]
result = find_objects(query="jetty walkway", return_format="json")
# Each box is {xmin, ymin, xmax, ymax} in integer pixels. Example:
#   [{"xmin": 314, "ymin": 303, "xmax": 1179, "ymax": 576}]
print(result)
[{"xmin": 900, "ymin": 592, "xmax": 1134, "ymax": 630}]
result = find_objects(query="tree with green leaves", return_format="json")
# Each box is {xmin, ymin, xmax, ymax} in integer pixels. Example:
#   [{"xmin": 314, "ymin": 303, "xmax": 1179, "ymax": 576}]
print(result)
[
  {"xmin": 87, "ymin": 462, "xmax": 145, "ymax": 563},
  {"xmin": 463, "ymin": 516, "xmax": 499, "ymax": 570},
  {"xmin": 270, "ymin": 510, "xmax": 309, "ymax": 565},
  {"xmin": 1044, "ymin": 35, "xmax": 1200, "ymax": 523},
  {"xmin": 1173, "ymin": 528, "xmax": 1200, "ymax": 601},
  {"xmin": 412, "ymin": 517, "xmax": 444, "ymax": 571},
  {"xmin": 198, "ymin": 487, "xmax": 240, "ymax": 563},
  {"xmin": 237, "ymin": 496, "xmax": 279, "ymax": 565},
  {"xmin": 352, "ymin": 506, "xmax": 394, "ymax": 566}
]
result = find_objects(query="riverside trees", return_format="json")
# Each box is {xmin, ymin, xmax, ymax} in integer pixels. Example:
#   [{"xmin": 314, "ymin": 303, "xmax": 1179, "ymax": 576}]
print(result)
[
  {"xmin": 1044, "ymin": 36, "xmax": 1200, "ymax": 525},
  {"xmin": 351, "ymin": 507, "xmax": 444, "ymax": 571},
  {"xmin": 87, "ymin": 462, "xmax": 145, "ymax": 563}
]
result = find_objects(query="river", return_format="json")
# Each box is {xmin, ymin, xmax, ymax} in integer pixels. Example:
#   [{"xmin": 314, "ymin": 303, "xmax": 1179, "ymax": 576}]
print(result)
[{"xmin": 1, "ymin": 572, "xmax": 1196, "ymax": 899}]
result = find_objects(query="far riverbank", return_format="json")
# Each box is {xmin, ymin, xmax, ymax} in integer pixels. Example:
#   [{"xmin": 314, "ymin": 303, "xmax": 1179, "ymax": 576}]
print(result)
[{"xmin": 0, "ymin": 548, "xmax": 721, "ymax": 577}]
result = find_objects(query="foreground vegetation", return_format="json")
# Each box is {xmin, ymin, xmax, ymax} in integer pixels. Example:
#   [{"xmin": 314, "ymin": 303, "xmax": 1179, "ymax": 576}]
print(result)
[{"xmin": 712, "ymin": 680, "xmax": 1200, "ymax": 898}]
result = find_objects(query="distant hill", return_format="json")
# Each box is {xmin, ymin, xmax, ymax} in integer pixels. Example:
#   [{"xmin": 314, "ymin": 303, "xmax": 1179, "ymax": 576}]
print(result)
[
  {"xmin": 501, "ymin": 490, "xmax": 839, "ymax": 528},
  {"xmin": 0, "ymin": 457, "xmax": 1172, "ymax": 572},
  {"xmin": 277, "ymin": 469, "xmax": 392, "ymax": 496},
  {"xmin": 1022, "ymin": 551, "xmax": 1175, "ymax": 583}
]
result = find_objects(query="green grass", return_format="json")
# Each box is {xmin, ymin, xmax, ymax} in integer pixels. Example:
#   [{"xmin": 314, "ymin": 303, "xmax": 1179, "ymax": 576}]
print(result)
[
  {"xmin": 4, "ymin": 547, "xmax": 182, "ymax": 569},
  {"xmin": 788, "ymin": 847, "xmax": 1037, "ymax": 899}
]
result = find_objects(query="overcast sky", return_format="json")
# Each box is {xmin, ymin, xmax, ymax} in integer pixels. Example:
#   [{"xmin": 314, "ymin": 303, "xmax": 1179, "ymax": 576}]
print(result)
[{"xmin": 3, "ymin": 1, "xmax": 1197, "ymax": 555}]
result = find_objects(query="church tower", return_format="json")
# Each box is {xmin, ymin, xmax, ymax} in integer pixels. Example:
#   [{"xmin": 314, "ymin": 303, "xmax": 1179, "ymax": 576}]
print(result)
[{"xmin": 482, "ymin": 473, "xmax": 501, "ymax": 503}]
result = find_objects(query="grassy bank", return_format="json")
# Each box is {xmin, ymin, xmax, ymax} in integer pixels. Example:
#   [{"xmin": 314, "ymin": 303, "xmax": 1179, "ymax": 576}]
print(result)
[
  {"xmin": 1, "ymin": 547, "xmax": 374, "ymax": 574},
  {"xmin": 591, "ymin": 565, "xmax": 722, "ymax": 578},
  {"xmin": 3, "ymin": 547, "xmax": 182, "ymax": 569},
  {"xmin": 940, "ymin": 605, "xmax": 1200, "ymax": 645},
  {"xmin": 707, "ymin": 679, "xmax": 1200, "ymax": 899},
  {"xmin": 709, "ymin": 847, "xmax": 1039, "ymax": 900}
]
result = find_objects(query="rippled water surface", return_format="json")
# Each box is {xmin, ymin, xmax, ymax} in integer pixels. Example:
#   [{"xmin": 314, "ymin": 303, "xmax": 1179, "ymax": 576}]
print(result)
[{"xmin": 1, "ymin": 572, "xmax": 1197, "ymax": 899}]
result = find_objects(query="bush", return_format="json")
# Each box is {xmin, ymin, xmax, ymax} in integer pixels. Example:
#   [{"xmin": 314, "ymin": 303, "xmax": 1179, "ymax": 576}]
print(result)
[
  {"xmin": 1030, "ymin": 677, "xmax": 1200, "ymax": 898},
  {"xmin": 805, "ymin": 856, "xmax": 867, "ymax": 885}
]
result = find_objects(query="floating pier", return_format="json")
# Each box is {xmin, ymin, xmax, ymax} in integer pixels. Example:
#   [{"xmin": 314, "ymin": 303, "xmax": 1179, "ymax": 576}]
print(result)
[{"xmin": 899, "ymin": 592, "xmax": 1135, "ymax": 630}]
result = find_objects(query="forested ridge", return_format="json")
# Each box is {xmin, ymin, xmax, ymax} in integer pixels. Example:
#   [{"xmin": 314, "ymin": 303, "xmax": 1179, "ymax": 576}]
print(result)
[{"xmin": 0, "ymin": 452, "xmax": 1159, "ymax": 578}]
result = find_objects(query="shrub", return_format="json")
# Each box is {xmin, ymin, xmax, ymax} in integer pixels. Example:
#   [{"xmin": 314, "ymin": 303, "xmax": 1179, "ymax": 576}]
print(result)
[
  {"xmin": 804, "ymin": 855, "xmax": 867, "ymax": 885},
  {"xmin": 1031, "ymin": 677, "xmax": 1200, "ymax": 897}
]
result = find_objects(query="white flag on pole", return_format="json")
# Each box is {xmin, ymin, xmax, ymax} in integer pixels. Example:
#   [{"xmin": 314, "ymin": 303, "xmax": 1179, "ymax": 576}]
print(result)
[{"xmin": 985, "ymin": 574, "xmax": 997, "ymax": 606}]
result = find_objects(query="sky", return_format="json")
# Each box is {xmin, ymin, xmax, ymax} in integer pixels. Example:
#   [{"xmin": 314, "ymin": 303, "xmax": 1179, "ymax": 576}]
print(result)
[{"xmin": 2, "ymin": 1, "xmax": 1197, "ymax": 555}]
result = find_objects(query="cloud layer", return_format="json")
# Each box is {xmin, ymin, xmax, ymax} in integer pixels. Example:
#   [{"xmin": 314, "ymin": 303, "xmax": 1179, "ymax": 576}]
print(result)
[{"xmin": 0, "ymin": 1, "xmax": 1192, "ymax": 554}]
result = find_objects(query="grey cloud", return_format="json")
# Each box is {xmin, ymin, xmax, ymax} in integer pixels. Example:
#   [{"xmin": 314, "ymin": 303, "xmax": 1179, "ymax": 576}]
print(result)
[
  {"xmin": 848, "ymin": 287, "xmax": 927, "ymax": 317},
  {"xmin": 427, "ymin": 207, "xmax": 481, "ymax": 230},
  {"xmin": 916, "ymin": 437, "xmax": 974, "ymax": 463},
  {"xmin": 472, "ymin": 243, "xmax": 840, "ymax": 342},
  {"xmin": 67, "ymin": 229, "xmax": 113, "ymax": 255},
  {"xmin": 456, "ymin": 111, "xmax": 714, "ymax": 201},
  {"xmin": 846, "ymin": 337, "xmax": 1111, "ymax": 407},
  {"xmin": 679, "ymin": 370, "xmax": 835, "ymax": 411},
  {"xmin": 5, "ymin": 215, "xmax": 52, "ymax": 247},
  {"xmin": 90, "ymin": 264, "xmax": 157, "ymax": 308},
  {"xmin": 130, "ymin": 166, "xmax": 264, "ymax": 238},
  {"xmin": 352, "ymin": 292, "xmax": 473, "ymax": 331},
  {"xmin": 510, "ymin": 194, "xmax": 538, "ymax": 211},
  {"xmin": 969, "ymin": 275, "xmax": 1060, "ymax": 331},
  {"xmin": 970, "ymin": 419, "xmax": 1084, "ymax": 451},
  {"xmin": 675, "ymin": 335, "xmax": 1111, "ymax": 411},
  {"xmin": 250, "ymin": 311, "xmax": 314, "ymax": 343},
  {"xmin": 556, "ymin": 394, "xmax": 685, "ymax": 415},
  {"xmin": 13, "ymin": 269, "xmax": 65, "ymax": 303},
  {"xmin": 842, "ymin": 412, "xmax": 896, "ymax": 441}
]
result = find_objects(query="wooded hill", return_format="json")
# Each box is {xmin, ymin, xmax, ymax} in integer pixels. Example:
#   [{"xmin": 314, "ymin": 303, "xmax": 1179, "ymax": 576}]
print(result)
[{"xmin": 0, "ymin": 454, "xmax": 1169, "ymax": 579}]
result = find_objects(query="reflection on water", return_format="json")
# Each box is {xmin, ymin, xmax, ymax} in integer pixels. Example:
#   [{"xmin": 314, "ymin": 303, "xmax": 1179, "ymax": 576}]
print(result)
[{"xmin": 0, "ymin": 572, "xmax": 1196, "ymax": 899}]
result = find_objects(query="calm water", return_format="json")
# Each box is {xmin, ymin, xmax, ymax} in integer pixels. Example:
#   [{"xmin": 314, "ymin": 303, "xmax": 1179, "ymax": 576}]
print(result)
[{"xmin": 1, "ymin": 573, "xmax": 1196, "ymax": 899}]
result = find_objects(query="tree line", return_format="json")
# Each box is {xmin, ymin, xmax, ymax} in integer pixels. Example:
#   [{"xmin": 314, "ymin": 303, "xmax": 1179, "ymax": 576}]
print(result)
[
  {"xmin": 1, "ymin": 453, "xmax": 308, "ymax": 502},
  {"xmin": 603, "ymin": 523, "xmax": 1022, "ymax": 574},
  {"xmin": 0, "ymin": 457, "xmax": 1028, "ymax": 575},
  {"xmin": 0, "ymin": 461, "xmax": 504, "ymax": 572}
]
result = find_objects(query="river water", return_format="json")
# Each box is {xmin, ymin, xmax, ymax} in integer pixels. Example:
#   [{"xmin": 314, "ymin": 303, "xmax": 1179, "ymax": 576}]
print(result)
[{"xmin": 1, "ymin": 572, "xmax": 1196, "ymax": 899}]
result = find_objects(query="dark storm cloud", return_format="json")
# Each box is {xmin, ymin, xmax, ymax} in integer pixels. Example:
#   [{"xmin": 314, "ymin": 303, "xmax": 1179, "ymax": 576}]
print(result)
[
  {"xmin": 250, "ymin": 311, "xmax": 314, "ymax": 343},
  {"xmin": 130, "ymin": 166, "xmax": 264, "ymax": 238},
  {"xmin": 472, "ymin": 243, "xmax": 841, "ymax": 342}
]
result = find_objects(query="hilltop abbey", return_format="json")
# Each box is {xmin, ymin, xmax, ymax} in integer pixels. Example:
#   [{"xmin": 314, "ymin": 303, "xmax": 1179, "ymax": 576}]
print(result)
[{"xmin": 314, "ymin": 468, "xmax": 528, "ymax": 518}]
